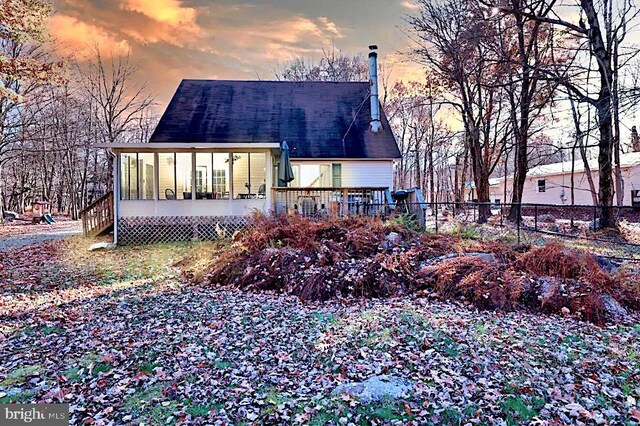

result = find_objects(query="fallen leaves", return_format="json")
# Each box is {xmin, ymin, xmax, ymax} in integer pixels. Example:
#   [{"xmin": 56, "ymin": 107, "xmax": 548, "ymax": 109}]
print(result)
[{"xmin": 0, "ymin": 236, "xmax": 638, "ymax": 424}]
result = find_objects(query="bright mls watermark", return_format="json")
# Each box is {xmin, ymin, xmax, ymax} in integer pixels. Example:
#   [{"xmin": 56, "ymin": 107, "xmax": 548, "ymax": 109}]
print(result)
[{"xmin": 1, "ymin": 404, "xmax": 68, "ymax": 425}]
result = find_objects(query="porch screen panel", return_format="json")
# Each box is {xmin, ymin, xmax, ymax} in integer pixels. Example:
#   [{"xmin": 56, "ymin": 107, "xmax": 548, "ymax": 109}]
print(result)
[
  {"xmin": 158, "ymin": 153, "xmax": 176, "ymax": 200},
  {"xmin": 213, "ymin": 153, "xmax": 230, "ymax": 199},
  {"xmin": 195, "ymin": 153, "xmax": 229, "ymax": 199},
  {"xmin": 176, "ymin": 153, "xmax": 192, "ymax": 199},
  {"xmin": 137, "ymin": 153, "xmax": 154, "ymax": 200},
  {"xmin": 195, "ymin": 153, "xmax": 212, "ymax": 199},
  {"xmin": 232, "ymin": 154, "xmax": 249, "ymax": 198},
  {"xmin": 250, "ymin": 153, "xmax": 266, "ymax": 197},
  {"xmin": 120, "ymin": 153, "xmax": 137, "ymax": 200}
]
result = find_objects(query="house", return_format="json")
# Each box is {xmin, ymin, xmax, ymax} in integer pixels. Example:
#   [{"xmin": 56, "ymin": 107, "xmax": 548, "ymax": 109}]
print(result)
[
  {"xmin": 93, "ymin": 47, "xmax": 401, "ymax": 244},
  {"xmin": 490, "ymin": 151, "xmax": 640, "ymax": 206}
]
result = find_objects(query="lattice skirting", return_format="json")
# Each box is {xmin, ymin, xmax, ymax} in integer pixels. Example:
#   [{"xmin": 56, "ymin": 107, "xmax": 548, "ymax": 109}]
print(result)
[{"xmin": 117, "ymin": 216, "xmax": 249, "ymax": 245}]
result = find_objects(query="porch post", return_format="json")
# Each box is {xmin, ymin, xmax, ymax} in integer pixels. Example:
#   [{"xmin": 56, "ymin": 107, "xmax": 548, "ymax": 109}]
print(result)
[
  {"xmin": 113, "ymin": 150, "xmax": 119, "ymax": 244},
  {"xmin": 342, "ymin": 188, "xmax": 349, "ymax": 216},
  {"xmin": 266, "ymin": 152, "xmax": 273, "ymax": 215},
  {"xmin": 191, "ymin": 151, "xmax": 197, "ymax": 240}
]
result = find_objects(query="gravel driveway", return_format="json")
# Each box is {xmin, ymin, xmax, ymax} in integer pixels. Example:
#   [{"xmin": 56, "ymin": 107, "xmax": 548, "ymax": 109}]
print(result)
[{"xmin": 0, "ymin": 221, "xmax": 82, "ymax": 251}]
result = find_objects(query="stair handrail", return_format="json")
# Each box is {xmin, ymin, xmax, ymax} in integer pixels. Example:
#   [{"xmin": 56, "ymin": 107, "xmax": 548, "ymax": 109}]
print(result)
[
  {"xmin": 79, "ymin": 191, "xmax": 113, "ymax": 217},
  {"xmin": 80, "ymin": 191, "xmax": 114, "ymax": 236}
]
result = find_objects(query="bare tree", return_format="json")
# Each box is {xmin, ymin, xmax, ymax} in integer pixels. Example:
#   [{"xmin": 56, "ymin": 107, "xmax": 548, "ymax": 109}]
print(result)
[
  {"xmin": 83, "ymin": 47, "xmax": 154, "ymax": 187},
  {"xmin": 498, "ymin": 0, "xmax": 640, "ymax": 227},
  {"xmin": 484, "ymin": 0, "xmax": 564, "ymax": 220},
  {"xmin": 408, "ymin": 0, "xmax": 509, "ymax": 222},
  {"xmin": 274, "ymin": 46, "xmax": 368, "ymax": 82}
]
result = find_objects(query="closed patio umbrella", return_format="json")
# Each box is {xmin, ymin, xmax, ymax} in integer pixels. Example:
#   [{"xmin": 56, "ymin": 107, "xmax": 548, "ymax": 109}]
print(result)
[{"xmin": 278, "ymin": 140, "xmax": 295, "ymax": 187}]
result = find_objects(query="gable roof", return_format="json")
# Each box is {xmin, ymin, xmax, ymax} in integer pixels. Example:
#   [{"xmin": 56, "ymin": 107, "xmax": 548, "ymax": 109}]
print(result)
[{"xmin": 149, "ymin": 80, "xmax": 401, "ymax": 159}]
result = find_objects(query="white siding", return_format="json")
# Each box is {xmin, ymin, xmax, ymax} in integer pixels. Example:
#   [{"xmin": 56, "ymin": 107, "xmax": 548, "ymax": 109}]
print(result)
[
  {"xmin": 494, "ymin": 164, "xmax": 640, "ymax": 206},
  {"xmin": 340, "ymin": 161, "xmax": 394, "ymax": 187},
  {"xmin": 288, "ymin": 160, "xmax": 394, "ymax": 188},
  {"xmin": 120, "ymin": 199, "xmax": 266, "ymax": 217}
]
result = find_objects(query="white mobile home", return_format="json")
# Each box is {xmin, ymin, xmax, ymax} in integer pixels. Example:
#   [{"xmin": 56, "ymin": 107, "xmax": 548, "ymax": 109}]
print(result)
[{"xmin": 490, "ymin": 152, "xmax": 640, "ymax": 206}]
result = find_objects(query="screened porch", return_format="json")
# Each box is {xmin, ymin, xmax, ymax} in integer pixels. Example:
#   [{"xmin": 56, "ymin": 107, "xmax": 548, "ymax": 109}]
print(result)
[{"xmin": 116, "ymin": 150, "xmax": 273, "ymax": 217}]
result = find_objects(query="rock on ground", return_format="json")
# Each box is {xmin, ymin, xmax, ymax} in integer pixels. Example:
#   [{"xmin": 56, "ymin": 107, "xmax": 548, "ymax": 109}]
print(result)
[
  {"xmin": 332, "ymin": 375, "xmax": 414, "ymax": 403},
  {"xmin": 88, "ymin": 242, "xmax": 117, "ymax": 251}
]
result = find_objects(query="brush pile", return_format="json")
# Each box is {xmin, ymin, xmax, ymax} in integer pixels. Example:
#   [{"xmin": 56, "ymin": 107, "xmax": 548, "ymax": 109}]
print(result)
[{"xmin": 194, "ymin": 214, "xmax": 639, "ymax": 324}]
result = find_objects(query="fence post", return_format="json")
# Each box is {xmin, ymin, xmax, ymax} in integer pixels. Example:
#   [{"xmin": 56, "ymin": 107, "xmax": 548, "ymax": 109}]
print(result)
[
  {"xmin": 534, "ymin": 205, "xmax": 538, "ymax": 231},
  {"xmin": 593, "ymin": 205, "xmax": 597, "ymax": 231},
  {"xmin": 473, "ymin": 202, "xmax": 477, "ymax": 222},
  {"xmin": 500, "ymin": 202, "xmax": 503, "ymax": 227},
  {"xmin": 435, "ymin": 202, "xmax": 439, "ymax": 234}
]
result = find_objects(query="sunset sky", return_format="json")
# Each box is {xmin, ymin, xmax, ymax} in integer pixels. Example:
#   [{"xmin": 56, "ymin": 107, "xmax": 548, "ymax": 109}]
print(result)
[{"xmin": 49, "ymin": 0, "xmax": 423, "ymax": 108}]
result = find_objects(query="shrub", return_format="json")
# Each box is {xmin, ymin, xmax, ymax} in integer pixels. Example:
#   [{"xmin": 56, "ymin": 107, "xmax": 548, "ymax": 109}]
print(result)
[{"xmin": 192, "ymin": 214, "xmax": 640, "ymax": 324}]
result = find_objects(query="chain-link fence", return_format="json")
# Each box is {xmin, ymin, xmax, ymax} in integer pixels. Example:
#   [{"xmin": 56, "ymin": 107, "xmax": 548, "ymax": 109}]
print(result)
[{"xmin": 398, "ymin": 201, "xmax": 640, "ymax": 263}]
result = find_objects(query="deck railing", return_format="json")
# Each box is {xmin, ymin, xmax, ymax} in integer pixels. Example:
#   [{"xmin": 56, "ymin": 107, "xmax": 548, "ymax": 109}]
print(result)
[
  {"xmin": 271, "ymin": 187, "xmax": 394, "ymax": 217},
  {"xmin": 80, "ymin": 191, "xmax": 114, "ymax": 237}
]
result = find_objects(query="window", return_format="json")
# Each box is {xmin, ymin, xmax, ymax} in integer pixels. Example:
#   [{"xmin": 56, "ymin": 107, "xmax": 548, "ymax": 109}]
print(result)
[
  {"xmin": 537, "ymin": 179, "xmax": 546, "ymax": 193},
  {"xmin": 120, "ymin": 153, "xmax": 136, "ymax": 200},
  {"xmin": 195, "ymin": 153, "xmax": 229, "ymax": 199},
  {"xmin": 120, "ymin": 153, "xmax": 154, "ymax": 200},
  {"xmin": 250, "ymin": 153, "xmax": 267, "ymax": 197},
  {"xmin": 158, "ymin": 153, "xmax": 192, "ymax": 200},
  {"xmin": 332, "ymin": 163, "xmax": 342, "ymax": 187},
  {"xmin": 232, "ymin": 153, "xmax": 267, "ymax": 198},
  {"xmin": 138, "ymin": 154, "xmax": 154, "ymax": 199}
]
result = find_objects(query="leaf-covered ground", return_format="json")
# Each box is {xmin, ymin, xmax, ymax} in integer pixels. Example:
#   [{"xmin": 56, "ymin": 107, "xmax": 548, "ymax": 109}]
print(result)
[{"xmin": 1, "ymin": 238, "xmax": 639, "ymax": 425}]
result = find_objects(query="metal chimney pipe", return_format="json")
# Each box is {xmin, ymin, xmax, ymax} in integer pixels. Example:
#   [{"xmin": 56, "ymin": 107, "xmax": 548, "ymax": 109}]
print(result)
[{"xmin": 368, "ymin": 45, "xmax": 382, "ymax": 133}]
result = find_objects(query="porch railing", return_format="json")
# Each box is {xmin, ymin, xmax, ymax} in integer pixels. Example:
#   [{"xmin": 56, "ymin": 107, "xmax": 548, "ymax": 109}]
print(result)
[
  {"xmin": 80, "ymin": 191, "xmax": 114, "ymax": 237},
  {"xmin": 271, "ymin": 187, "xmax": 394, "ymax": 217}
]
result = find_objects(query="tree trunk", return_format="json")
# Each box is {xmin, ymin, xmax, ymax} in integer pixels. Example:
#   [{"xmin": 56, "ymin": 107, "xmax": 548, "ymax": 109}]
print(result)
[
  {"xmin": 507, "ymin": 133, "xmax": 527, "ymax": 221},
  {"xmin": 596, "ymin": 98, "xmax": 615, "ymax": 227},
  {"xmin": 582, "ymin": 0, "xmax": 616, "ymax": 228},
  {"xmin": 0, "ymin": 161, "xmax": 4, "ymax": 224}
]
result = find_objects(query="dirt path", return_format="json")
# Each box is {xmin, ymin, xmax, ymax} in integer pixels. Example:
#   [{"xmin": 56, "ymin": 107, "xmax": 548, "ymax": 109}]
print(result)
[{"xmin": 0, "ymin": 220, "xmax": 82, "ymax": 251}]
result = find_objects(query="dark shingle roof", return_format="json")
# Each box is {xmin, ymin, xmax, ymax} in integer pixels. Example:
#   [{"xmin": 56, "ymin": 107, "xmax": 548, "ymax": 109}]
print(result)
[{"xmin": 149, "ymin": 80, "xmax": 401, "ymax": 159}]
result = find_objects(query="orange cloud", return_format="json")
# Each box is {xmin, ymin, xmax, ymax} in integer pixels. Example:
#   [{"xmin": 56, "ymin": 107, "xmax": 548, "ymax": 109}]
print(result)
[
  {"xmin": 121, "ymin": 0, "xmax": 196, "ymax": 26},
  {"xmin": 119, "ymin": 0, "xmax": 201, "ymax": 44},
  {"xmin": 219, "ymin": 16, "xmax": 344, "ymax": 63},
  {"xmin": 49, "ymin": 14, "xmax": 130, "ymax": 56}
]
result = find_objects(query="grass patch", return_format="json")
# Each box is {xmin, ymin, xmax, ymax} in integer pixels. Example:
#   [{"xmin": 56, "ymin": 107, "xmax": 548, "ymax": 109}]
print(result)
[
  {"xmin": 186, "ymin": 402, "xmax": 224, "ymax": 417},
  {"xmin": 431, "ymin": 331, "xmax": 460, "ymax": 356},
  {"xmin": 312, "ymin": 312, "xmax": 338, "ymax": 325},
  {"xmin": 1, "ymin": 365, "xmax": 40, "ymax": 386},
  {"xmin": 139, "ymin": 362, "xmax": 157, "ymax": 375},
  {"xmin": 501, "ymin": 396, "xmax": 540, "ymax": 425},
  {"xmin": 308, "ymin": 399, "xmax": 413, "ymax": 426},
  {"xmin": 0, "ymin": 390, "xmax": 36, "ymax": 403},
  {"xmin": 41, "ymin": 326, "xmax": 63, "ymax": 336},
  {"xmin": 213, "ymin": 360, "xmax": 234, "ymax": 370},
  {"xmin": 124, "ymin": 383, "xmax": 166, "ymax": 420},
  {"xmin": 63, "ymin": 367, "xmax": 82, "ymax": 382}
]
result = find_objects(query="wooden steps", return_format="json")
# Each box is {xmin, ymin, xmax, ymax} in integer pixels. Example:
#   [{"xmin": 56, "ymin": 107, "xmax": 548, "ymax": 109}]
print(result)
[{"xmin": 80, "ymin": 191, "xmax": 114, "ymax": 237}]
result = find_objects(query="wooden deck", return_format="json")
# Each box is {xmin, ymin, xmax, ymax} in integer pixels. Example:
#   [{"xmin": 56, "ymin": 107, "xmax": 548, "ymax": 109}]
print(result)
[{"xmin": 271, "ymin": 187, "xmax": 394, "ymax": 217}]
